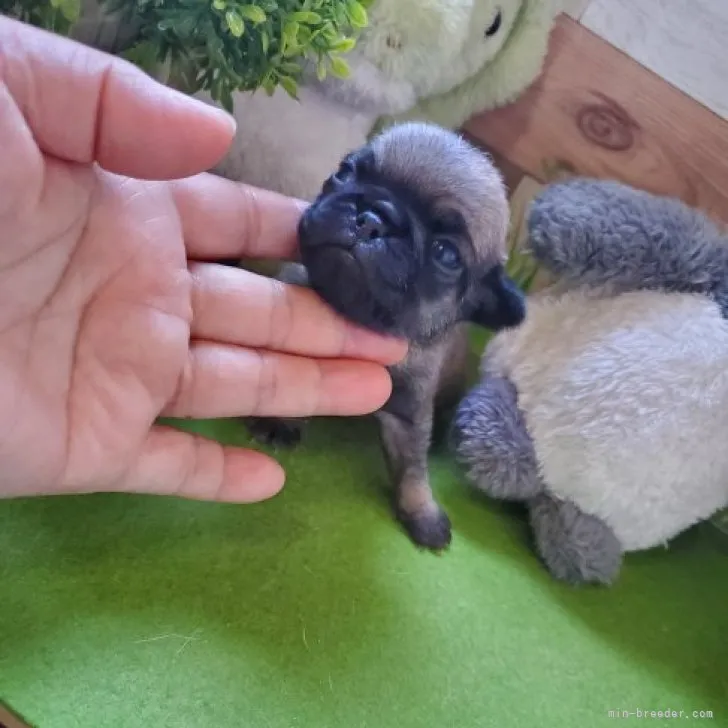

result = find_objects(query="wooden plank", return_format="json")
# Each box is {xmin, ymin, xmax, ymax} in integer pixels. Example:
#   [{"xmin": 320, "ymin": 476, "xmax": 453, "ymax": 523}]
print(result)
[
  {"xmin": 581, "ymin": 0, "xmax": 728, "ymax": 119},
  {"xmin": 463, "ymin": 15, "xmax": 728, "ymax": 226}
]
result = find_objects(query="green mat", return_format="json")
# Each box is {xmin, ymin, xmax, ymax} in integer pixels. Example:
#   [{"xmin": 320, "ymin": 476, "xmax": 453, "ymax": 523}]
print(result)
[{"xmin": 1, "ymin": 330, "xmax": 727, "ymax": 728}]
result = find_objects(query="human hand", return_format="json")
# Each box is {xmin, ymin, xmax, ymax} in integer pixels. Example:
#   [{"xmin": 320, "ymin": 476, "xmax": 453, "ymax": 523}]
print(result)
[{"xmin": 0, "ymin": 17, "xmax": 406, "ymax": 503}]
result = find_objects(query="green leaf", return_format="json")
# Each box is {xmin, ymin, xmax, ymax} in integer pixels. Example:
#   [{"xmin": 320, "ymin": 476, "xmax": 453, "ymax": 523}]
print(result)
[
  {"xmin": 346, "ymin": 0, "xmax": 368, "ymax": 29},
  {"xmin": 330, "ymin": 36, "xmax": 356, "ymax": 53},
  {"xmin": 121, "ymin": 40, "xmax": 161, "ymax": 72},
  {"xmin": 239, "ymin": 5, "xmax": 266, "ymax": 23},
  {"xmin": 58, "ymin": 0, "xmax": 80, "ymax": 18},
  {"xmin": 225, "ymin": 9, "xmax": 245, "ymax": 37},
  {"xmin": 260, "ymin": 30, "xmax": 270, "ymax": 54},
  {"xmin": 282, "ymin": 20, "xmax": 299, "ymax": 44},
  {"xmin": 289, "ymin": 11, "xmax": 322, "ymax": 24},
  {"xmin": 277, "ymin": 74, "xmax": 298, "ymax": 98},
  {"xmin": 316, "ymin": 58, "xmax": 327, "ymax": 81},
  {"xmin": 329, "ymin": 55, "xmax": 350, "ymax": 79},
  {"xmin": 297, "ymin": 25, "xmax": 312, "ymax": 46},
  {"xmin": 220, "ymin": 86, "xmax": 234, "ymax": 114},
  {"xmin": 261, "ymin": 72, "xmax": 276, "ymax": 96},
  {"xmin": 319, "ymin": 21, "xmax": 339, "ymax": 43},
  {"xmin": 278, "ymin": 62, "xmax": 301, "ymax": 75}
]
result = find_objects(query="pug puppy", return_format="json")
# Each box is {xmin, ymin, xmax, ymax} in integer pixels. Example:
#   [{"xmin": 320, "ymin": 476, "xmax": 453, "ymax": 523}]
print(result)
[{"xmin": 247, "ymin": 122, "xmax": 526, "ymax": 550}]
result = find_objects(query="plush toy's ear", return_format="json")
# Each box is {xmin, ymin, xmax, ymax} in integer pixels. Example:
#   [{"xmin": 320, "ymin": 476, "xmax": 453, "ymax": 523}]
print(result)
[{"xmin": 466, "ymin": 265, "xmax": 527, "ymax": 331}]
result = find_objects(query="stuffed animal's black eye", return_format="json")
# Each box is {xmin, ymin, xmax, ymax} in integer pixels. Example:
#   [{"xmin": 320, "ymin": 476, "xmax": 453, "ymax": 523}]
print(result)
[
  {"xmin": 432, "ymin": 240, "xmax": 462, "ymax": 270},
  {"xmin": 485, "ymin": 8, "xmax": 502, "ymax": 37}
]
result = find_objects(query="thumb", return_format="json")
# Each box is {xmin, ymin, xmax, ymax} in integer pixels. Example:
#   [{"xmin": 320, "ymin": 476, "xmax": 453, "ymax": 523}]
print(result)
[
  {"xmin": 0, "ymin": 16, "xmax": 236, "ymax": 180},
  {"xmin": 108, "ymin": 426, "xmax": 286, "ymax": 502}
]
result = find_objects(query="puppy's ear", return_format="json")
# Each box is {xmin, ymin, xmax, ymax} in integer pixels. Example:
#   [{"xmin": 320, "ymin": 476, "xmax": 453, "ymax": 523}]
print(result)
[{"xmin": 466, "ymin": 265, "xmax": 526, "ymax": 330}]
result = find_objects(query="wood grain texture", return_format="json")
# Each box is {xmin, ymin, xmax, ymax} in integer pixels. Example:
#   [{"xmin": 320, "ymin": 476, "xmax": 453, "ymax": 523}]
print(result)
[
  {"xmin": 581, "ymin": 0, "xmax": 728, "ymax": 119},
  {"xmin": 463, "ymin": 15, "xmax": 728, "ymax": 225}
]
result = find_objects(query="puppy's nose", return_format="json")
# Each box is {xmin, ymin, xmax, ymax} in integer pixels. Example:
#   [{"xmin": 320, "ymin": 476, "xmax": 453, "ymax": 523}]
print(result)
[{"xmin": 355, "ymin": 210, "xmax": 385, "ymax": 241}]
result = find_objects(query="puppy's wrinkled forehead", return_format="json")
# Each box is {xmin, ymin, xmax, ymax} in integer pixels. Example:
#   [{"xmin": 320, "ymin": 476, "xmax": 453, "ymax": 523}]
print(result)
[{"xmin": 369, "ymin": 122, "xmax": 509, "ymax": 262}]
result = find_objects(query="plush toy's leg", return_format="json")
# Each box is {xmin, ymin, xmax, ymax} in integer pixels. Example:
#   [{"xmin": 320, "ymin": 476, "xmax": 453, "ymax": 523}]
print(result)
[
  {"xmin": 528, "ymin": 494, "xmax": 623, "ymax": 586},
  {"xmin": 527, "ymin": 178, "xmax": 728, "ymax": 305},
  {"xmin": 450, "ymin": 376, "xmax": 544, "ymax": 500},
  {"xmin": 451, "ymin": 375, "xmax": 623, "ymax": 585}
]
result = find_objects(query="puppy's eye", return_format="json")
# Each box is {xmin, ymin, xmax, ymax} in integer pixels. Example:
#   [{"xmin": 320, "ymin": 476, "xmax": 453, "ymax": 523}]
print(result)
[
  {"xmin": 432, "ymin": 240, "xmax": 462, "ymax": 270},
  {"xmin": 485, "ymin": 8, "xmax": 502, "ymax": 37}
]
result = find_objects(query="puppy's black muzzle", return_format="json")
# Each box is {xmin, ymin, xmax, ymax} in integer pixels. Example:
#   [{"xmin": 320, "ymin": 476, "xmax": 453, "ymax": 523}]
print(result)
[{"xmin": 298, "ymin": 189, "xmax": 405, "ymax": 251}]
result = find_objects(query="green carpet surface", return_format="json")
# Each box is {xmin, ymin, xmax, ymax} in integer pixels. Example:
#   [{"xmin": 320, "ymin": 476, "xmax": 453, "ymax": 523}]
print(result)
[{"xmin": 2, "ymin": 336, "xmax": 727, "ymax": 728}]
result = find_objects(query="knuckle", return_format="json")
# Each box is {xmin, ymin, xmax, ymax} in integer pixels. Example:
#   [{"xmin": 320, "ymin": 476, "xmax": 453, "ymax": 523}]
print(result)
[
  {"xmin": 253, "ymin": 351, "xmax": 281, "ymax": 414},
  {"xmin": 238, "ymin": 184, "xmax": 263, "ymax": 256},
  {"xmin": 266, "ymin": 279, "xmax": 295, "ymax": 351},
  {"xmin": 167, "ymin": 356, "xmax": 196, "ymax": 415}
]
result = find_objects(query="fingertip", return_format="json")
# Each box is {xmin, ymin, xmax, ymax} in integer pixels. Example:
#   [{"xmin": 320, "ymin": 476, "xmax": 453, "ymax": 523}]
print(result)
[
  {"xmin": 381, "ymin": 337, "xmax": 409, "ymax": 366},
  {"xmin": 320, "ymin": 360, "xmax": 394, "ymax": 416},
  {"xmin": 98, "ymin": 65, "xmax": 238, "ymax": 179},
  {"xmin": 343, "ymin": 325, "xmax": 409, "ymax": 366},
  {"xmin": 217, "ymin": 447, "xmax": 286, "ymax": 503},
  {"xmin": 371, "ymin": 365, "xmax": 395, "ymax": 411}
]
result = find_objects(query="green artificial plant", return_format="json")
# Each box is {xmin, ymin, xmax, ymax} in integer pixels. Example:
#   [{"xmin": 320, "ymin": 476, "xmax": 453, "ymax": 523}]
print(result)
[{"xmin": 1, "ymin": 0, "xmax": 372, "ymax": 110}]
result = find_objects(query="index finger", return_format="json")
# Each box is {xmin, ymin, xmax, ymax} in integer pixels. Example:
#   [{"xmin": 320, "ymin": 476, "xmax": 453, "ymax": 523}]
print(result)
[
  {"xmin": 0, "ymin": 16, "xmax": 236, "ymax": 180},
  {"xmin": 171, "ymin": 173, "xmax": 307, "ymax": 261}
]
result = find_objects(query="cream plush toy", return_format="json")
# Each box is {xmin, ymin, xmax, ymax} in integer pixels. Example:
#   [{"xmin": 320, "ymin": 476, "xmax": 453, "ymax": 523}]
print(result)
[
  {"xmin": 451, "ymin": 178, "xmax": 728, "ymax": 586},
  {"xmin": 201, "ymin": 0, "xmax": 563, "ymax": 199}
]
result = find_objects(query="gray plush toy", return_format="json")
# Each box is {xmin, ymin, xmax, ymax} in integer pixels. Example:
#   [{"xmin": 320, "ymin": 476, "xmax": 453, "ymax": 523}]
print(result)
[{"xmin": 451, "ymin": 178, "xmax": 728, "ymax": 586}]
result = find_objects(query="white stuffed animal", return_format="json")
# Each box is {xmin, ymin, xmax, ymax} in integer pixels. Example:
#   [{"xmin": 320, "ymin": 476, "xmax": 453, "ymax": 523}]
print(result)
[{"xmin": 451, "ymin": 178, "xmax": 728, "ymax": 586}]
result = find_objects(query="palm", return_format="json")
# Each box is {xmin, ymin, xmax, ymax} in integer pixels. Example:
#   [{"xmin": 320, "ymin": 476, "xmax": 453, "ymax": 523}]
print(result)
[{"xmin": 0, "ymin": 162, "xmax": 190, "ymax": 495}]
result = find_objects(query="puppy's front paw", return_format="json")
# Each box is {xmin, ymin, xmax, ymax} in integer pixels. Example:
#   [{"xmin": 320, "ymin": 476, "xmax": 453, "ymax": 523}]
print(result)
[
  {"xmin": 245, "ymin": 417, "xmax": 303, "ymax": 449},
  {"xmin": 397, "ymin": 506, "xmax": 452, "ymax": 552}
]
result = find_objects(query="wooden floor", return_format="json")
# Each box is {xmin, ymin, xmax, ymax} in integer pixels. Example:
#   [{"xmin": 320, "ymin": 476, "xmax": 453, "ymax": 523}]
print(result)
[{"xmin": 463, "ymin": 4, "xmax": 728, "ymax": 271}]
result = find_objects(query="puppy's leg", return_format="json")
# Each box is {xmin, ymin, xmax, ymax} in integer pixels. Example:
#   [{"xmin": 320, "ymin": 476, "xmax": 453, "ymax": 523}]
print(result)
[
  {"xmin": 528, "ymin": 494, "xmax": 623, "ymax": 586},
  {"xmin": 246, "ymin": 416, "xmax": 307, "ymax": 449},
  {"xmin": 244, "ymin": 263, "xmax": 309, "ymax": 449},
  {"xmin": 376, "ymin": 376, "xmax": 451, "ymax": 551},
  {"xmin": 432, "ymin": 326, "xmax": 470, "ymax": 440}
]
